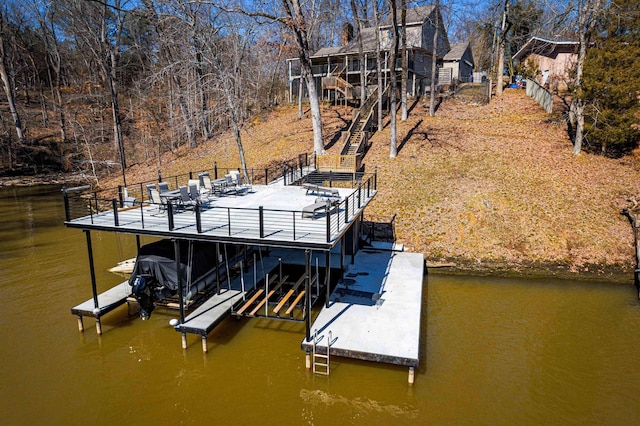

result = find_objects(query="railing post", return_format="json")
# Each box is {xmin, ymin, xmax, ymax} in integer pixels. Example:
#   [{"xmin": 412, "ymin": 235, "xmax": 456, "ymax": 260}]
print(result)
[
  {"xmin": 345, "ymin": 198, "xmax": 349, "ymax": 224},
  {"xmin": 374, "ymin": 166, "xmax": 378, "ymax": 190},
  {"xmin": 228, "ymin": 208, "xmax": 231, "ymax": 236},
  {"xmin": 62, "ymin": 186, "xmax": 71, "ymax": 222},
  {"xmin": 196, "ymin": 203, "xmax": 202, "ymax": 233},
  {"xmin": 326, "ymin": 206, "xmax": 331, "ymax": 242},
  {"xmin": 214, "ymin": 162, "xmax": 218, "ymax": 179},
  {"xmin": 358, "ymin": 186, "xmax": 362, "ymax": 209},
  {"xmin": 112, "ymin": 199, "xmax": 119, "ymax": 226},
  {"xmin": 292, "ymin": 211, "xmax": 297, "ymax": 240},
  {"xmin": 259, "ymin": 206, "xmax": 264, "ymax": 238},
  {"xmin": 118, "ymin": 185, "xmax": 124, "ymax": 208},
  {"xmin": 158, "ymin": 170, "xmax": 162, "ymax": 183},
  {"xmin": 265, "ymin": 168, "xmax": 269, "ymax": 185},
  {"xmin": 167, "ymin": 202, "xmax": 174, "ymax": 231},
  {"xmin": 282, "ymin": 163, "xmax": 287, "ymax": 185},
  {"xmin": 329, "ymin": 171, "xmax": 333, "ymax": 187},
  {"xmin": 189, "ymin": 171, "xmax": 193, "ymax": 180}
]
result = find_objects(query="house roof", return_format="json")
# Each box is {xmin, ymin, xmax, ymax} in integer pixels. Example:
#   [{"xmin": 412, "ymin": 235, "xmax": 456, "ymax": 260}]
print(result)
[
  {"xmin": 380, "ymin": 5, "xmax": 435, "ymax": 28},
  {"xmin": 513, "ymin": 36, "xmax": 579, "ymax": 62},
  {"xmin": 312, "ymin": 27, "xmax": 379, "ymax": 57},
  {"xmin": 443, "ymin": 42, "xmax": 469, "ymax": 61},
  {"xmin": 312, "ymin": 5, "xmax": 436, "ymax": 58}
]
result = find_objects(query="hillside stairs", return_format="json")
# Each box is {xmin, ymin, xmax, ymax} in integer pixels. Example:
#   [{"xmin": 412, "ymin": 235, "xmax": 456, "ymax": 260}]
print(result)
[{"xmin": 316, "ymin": 84, "xmax": 387, "ymax": 174}]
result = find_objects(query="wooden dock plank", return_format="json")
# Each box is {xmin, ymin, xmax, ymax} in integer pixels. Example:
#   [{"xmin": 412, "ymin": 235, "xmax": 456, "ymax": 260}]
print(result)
[
  {"xmin": 236, "ymin": 289, "xmax": 264, "ymax": 315},
  {"xmin": 285, "ymin": 291, "xmax": 306, "ymax": 315},
  {"xmin": 247, "ymin": 275, "xmax": 288, "ymax": 316},
  {"xmin": 273, "ymin": 274, "xmax": 307, "ymax": 314}
]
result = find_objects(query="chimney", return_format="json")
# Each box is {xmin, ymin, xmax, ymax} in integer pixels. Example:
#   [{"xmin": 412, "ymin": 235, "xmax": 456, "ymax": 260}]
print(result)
[{"xmin": 342, "ymin": 23, "xmax": 354, "ymax": 45}]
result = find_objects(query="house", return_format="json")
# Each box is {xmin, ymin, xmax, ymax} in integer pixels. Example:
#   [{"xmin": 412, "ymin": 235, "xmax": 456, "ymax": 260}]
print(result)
[
  {"xmin": 287, "ymin": 5, "xmax": 456, "ymax": 102},
  {"xmin": 442, "ymin": 42, "xmax": 474, "ymax": 84},
  {"xmin": 513, "ymin": 36, "xmax": 579, "ymax": 91}
]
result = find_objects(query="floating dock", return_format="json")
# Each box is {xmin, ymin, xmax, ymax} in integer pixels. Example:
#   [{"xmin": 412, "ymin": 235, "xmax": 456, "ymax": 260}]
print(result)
[
  {"xmin": 301, "ymin": 249, "xmax": 424, "ymax": 383},
  {"xmin": 71, "ymin": 281, "xmax": 133, "ymax": 335}
]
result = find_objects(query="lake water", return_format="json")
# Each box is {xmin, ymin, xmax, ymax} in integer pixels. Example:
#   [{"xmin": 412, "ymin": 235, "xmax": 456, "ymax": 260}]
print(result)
[{"xmin": 1, "ymin": 186, "xmax": 640, "ymax": 425}]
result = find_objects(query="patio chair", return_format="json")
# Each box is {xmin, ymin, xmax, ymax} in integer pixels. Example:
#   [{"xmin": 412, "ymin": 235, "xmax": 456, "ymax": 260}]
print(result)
[
  {"xmin": 149, "ymin": 188, "xmax": 166, "ymax": 211},
  {"xmin": 146, "ymin": 184, "xmax": 156, "ymax": 200},
  {"xmin": 159, "ymin": 182, "xmax": 170, "ymax": 193},
  {"xmin": 188, "ymin": 183, "xmax": 201, "ymax": 203},
  {"xmin": 200, "ymin": 174, "xmax": 213, "ymax": 196},
  {"xmin": 179, "ymin": 185, "xmax": 196, "ymax": 210}
]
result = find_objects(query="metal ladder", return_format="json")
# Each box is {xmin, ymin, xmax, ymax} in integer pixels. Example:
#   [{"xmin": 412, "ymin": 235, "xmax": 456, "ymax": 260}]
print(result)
[{"xmin": 312, "ymin": 329, "xmax": 332, "ymax": 376}]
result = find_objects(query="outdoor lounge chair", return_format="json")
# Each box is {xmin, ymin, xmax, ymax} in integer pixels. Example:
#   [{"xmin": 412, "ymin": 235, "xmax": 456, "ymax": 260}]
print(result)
[
  {"xmin": 302, "ymin": 198, "xmax": 335, "ymax": 219},
  {"xmin": 159, "ymin": 182, "xmax": 170, "ymax": 193},
  {"xmin": 199, "ymin": 174, "xmax": 213, "ymax": 196}
]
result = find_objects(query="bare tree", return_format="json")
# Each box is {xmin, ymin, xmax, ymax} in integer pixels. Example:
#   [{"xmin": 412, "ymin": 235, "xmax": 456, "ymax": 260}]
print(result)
[
  {"xmin": 495, "ymin": 0, "xmax": 511, "ymax": 96},
  {"xmin": 429, "ymin": 0, "xmax": 440, "ymax": 117},
  {"xmin": 0, "ymin": 10, "xmax": 26, "ymax": 150},
  {"xmin": 387, "ymin": 0, "xmax": 399, "ymax": 158},
  {"xmin": 372, "ymin": 0, "xmax": 384, "ymax": 132},
  {"xmin": 350, "ymin": 0, "xmax": 367, "ymax": 106},
  {"xmin": 222, "ymin": 0, "xmax": 325, "ymax": 154},
  {"xmin": 571, "ymin": 0, "xmax": 605, "ymax": 155},
  {"xmin": 400, "ymin": 0, "xmax": 408, "ymax": 121}
]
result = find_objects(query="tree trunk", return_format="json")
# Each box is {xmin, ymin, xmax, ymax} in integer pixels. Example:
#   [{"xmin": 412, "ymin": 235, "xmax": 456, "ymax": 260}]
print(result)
[
  {"xmin": 0, "ymin": 14, "xmax": 26, "ymax": 146},
  {"xmin": 429, "ymin": 1, "xmax": 440, "ymax": 117},
  {"xmin": 373, "ymin": 0, "xmax": 383, "ymax": 131},
  {"xmin": 400, "ymin": 0, "xmax": 408, "ymax": 121},
  {"xmin": 388, "ymin": 0, "xmax": 399, "ymax": 158},
  {"xmin": 496, "ymin": 0, "xmax": 510, "ymax": 96},
  {"xmin": 350, "ymin": 0, "xmax": 366, "ymax": 106},
  {"xmin": 288, "ymin": 0, "xmax": 324, "ymax": 154}
]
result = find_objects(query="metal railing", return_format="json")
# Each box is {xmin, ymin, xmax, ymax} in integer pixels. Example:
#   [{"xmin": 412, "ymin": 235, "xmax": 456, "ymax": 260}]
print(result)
[{"xmin": 63, "ymin": 165, "xmax": 377, "ymax": 245}]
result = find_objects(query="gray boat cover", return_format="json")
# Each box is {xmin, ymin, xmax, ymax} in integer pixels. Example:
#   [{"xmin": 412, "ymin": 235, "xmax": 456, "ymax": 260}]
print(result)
[{"xmin": 128, "ymin": 239, "xmax": 217, "ymax": 292}]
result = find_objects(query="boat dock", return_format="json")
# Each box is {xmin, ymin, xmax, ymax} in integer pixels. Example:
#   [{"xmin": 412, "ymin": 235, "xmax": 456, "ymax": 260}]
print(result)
[
  {"xmin": 175, "ymin": 256, "xmax": 280, "ymax": 352},
  {"xmin": 301, "ymin": 249, "xmax": 424, "ymax": 383}
]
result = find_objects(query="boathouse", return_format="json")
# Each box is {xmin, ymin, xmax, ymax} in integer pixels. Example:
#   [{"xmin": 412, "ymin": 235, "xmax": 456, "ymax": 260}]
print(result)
[{"xmin": 64, "ymin": 155, "xmax": 423, "ymax": 383}]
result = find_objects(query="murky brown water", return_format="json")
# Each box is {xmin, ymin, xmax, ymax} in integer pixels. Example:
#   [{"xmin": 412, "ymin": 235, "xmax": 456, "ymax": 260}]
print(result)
[{"xmin": 2, "ymin": 186, "xmax": 640, "ymax": 425}]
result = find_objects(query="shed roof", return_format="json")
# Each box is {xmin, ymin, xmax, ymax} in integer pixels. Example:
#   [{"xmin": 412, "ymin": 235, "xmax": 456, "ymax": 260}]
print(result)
[
  {"xmin": 513, "ymin": 36, "xmax": 579, "ymax": 62},
  {"xmin": 443, "ymin": 42, "xmax": 469, "ymax": 61}
]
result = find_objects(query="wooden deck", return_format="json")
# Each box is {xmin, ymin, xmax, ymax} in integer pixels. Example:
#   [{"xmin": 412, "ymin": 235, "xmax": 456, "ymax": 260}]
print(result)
[
  {"xmin": 66, "ymin": 183, "xmax": 375, "ymax": 250},
  {"xmin": 301, "ymin": 249, "xmax": 424, "ymax": 369}
]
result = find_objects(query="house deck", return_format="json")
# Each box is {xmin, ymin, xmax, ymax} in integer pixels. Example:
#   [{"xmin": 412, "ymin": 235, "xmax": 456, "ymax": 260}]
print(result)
[{"xmin": 301, "ymin": 249, "xmax": 424, "ymax": 369}]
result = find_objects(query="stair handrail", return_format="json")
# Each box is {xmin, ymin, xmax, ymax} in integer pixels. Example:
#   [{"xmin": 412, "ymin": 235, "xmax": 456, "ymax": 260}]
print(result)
[{"xmin": 340, "ymin": 85, "xmax": 380, "ymax": 155}]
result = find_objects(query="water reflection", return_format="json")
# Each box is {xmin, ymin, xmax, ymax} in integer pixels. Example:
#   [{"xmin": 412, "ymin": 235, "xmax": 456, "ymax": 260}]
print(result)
[{"xmin": 1, "ymin": 186, "xmax": 640, "ymax": 425}]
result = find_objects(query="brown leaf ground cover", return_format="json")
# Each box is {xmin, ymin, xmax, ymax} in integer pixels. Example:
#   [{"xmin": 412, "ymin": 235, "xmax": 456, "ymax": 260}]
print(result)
[{"xmin": 105, "ymin": 90, "xmax": 640, "ymax": 282}]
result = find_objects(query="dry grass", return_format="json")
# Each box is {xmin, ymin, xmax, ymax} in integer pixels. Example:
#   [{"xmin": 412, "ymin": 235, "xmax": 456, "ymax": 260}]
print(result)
[{"xmin": 105, "ymin": 90, "xmax": 640, "ymax": 281}]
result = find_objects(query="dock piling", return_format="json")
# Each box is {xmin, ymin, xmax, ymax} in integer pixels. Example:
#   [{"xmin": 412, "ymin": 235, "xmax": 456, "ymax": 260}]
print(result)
[
  {"xmin": 408, "ymin": 367, "xmax": 415, "ymax": 385},
  {"xmin": 181, "ymin": 333, "xmax": 187, "ymax": 349},
  {"xmin": 201, "ymin": 336, "xmax": 208, "ymax": 353}
]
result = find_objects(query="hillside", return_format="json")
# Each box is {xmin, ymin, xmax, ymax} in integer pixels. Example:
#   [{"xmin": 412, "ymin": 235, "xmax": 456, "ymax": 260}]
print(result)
[{"xmin": 105, "ymin": 90, "xmax": 640, "ymax": 282}]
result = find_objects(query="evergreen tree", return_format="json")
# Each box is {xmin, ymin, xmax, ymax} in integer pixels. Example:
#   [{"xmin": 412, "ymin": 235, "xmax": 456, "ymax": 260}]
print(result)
[{"xmin": 582, "ymin": 0, "xmax": 640, "ymax": 156}]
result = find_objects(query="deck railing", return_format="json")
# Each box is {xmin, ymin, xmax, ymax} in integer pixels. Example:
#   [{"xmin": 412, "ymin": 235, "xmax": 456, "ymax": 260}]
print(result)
[
  {"xmin": 63, "ymin": 170, "xmax": 377, "ymax": 244},
  {"xmin": 71, "ymin": 153, "xmax": 312, "ymax": 210}
]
